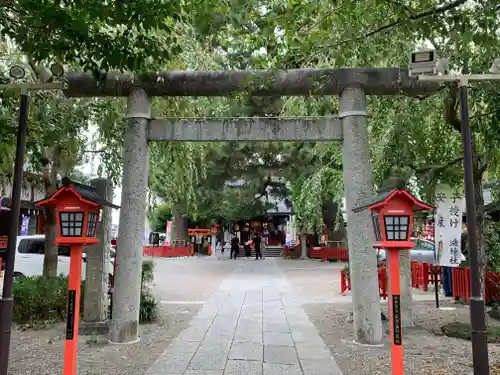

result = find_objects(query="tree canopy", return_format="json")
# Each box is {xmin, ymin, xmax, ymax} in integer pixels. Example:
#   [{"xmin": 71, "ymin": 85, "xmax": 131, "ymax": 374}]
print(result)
[{"xmin": 1, "ymin": 0, "xmax": 500, "ymax": 274}]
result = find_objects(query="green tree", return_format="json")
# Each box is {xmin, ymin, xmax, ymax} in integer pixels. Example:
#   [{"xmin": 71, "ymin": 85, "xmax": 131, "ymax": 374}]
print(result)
[
  {"xmin": 0, "ymin": 1, "xmax": 200, "ymax": 74},
  {"xmin": 149, "ymin": 203, "xmax": 172, "ymax": 233}
]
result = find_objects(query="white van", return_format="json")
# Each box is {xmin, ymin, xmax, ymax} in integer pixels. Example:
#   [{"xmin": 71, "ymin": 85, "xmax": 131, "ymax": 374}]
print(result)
[{"xmin": 13, "ymin": 235, "xmax": 114, "ymax": 281}]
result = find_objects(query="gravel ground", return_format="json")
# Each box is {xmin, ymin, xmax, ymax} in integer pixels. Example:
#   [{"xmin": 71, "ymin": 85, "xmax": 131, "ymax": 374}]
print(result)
[
  {"xmin": 9, "ymin": 304, "xmax": 200, "ymax": 375},
  {"xmin": 7, "ymin": 257, "xmax": 234, "ymax": 375},
  {"xmin": 278, "ymin": 258, "xmax": 500, "ymax": 375},
  {"xmin": 304, "ymin": 300, "xmax": 500, "ymax": 375}
]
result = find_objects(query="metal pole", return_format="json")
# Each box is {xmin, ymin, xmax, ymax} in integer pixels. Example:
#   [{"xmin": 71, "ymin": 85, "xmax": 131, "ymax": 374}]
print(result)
[
  {"xmin": 0, "ymin": 92, "xmax": 29, "ymax": 375},
  {"xmin": 458, "ymin": 79, "xmax": 490, "ymax": 375}
]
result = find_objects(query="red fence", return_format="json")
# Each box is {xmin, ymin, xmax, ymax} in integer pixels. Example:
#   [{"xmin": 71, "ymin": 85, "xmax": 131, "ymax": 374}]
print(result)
[
  {"xmin": 309, "ymin": 246, "xmax": 349, "ymax": 261},
  {"xmin": 451, "ymin": 268, "xmax": 500, "ymax": 303},
  {"xmin": 284, "ymin": 245, "xmax": 349, "ymax": 261},
  {"xmin": 143, "ymin": 245, "xmax": 191, "ymax": 257},
  {"xmin": 340, "ymin": 261, "xmax": 500, "ymax": 303},
  {"xmin": 340, "ymin": 266, "xmax": 388, "ymax": 299},
  {"xmin": 320, "ymin": 247, "xmax": 349, "ymax": 262}
]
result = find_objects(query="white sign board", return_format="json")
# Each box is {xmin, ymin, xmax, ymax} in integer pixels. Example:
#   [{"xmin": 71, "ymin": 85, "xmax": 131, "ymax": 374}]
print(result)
[{"xmin": 434, "ymin": 186, "xmax": 465, "ymax": 267}]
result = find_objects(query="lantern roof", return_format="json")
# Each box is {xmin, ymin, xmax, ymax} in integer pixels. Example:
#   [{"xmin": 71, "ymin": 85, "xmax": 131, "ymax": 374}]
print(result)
[
  {"xmin": 35, "ymin": 177, "xmax": 120, "ymax": 209},
  {"xmin": 353, "ymin": 189, "xmax": 433, "ymax": 213}
]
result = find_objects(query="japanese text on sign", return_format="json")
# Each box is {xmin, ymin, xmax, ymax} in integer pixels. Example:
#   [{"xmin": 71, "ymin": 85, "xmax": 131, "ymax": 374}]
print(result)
[
  {"xmin": 392, "ymin": 294, "xmax": 402, "ymax": 346},
  {"xmin": 66, "ymin": 290, "xmax": 76, "ymax": 340},
  {"xmin": 434, "ymin": 187, "xmax": 465, "ymax": 267}
]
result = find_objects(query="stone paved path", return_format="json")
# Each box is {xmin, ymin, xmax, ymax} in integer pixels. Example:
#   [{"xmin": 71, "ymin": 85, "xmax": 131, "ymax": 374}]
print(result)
[{"xmin": 145, "ymin": 259, "xmax": 343, "ymax": 375}]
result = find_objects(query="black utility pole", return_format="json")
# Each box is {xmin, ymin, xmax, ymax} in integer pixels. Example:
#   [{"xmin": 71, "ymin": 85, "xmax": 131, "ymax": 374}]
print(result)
[
  {"xmin": 0, "ymin": 93, "xmax": 29, "ymax": 375},
  {"xmin": 458, "ymin": 81, "xmax": 490, "ymax": 375}
]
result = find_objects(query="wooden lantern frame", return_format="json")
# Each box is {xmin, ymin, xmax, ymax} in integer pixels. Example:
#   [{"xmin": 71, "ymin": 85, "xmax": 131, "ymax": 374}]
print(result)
[
  {"xmin": 365, "ymin": 189, "xmax": 433, "ymax": 250},
  {"xmin": 36, "ymin": 185, "xmax": 101, "ymax": 246}
]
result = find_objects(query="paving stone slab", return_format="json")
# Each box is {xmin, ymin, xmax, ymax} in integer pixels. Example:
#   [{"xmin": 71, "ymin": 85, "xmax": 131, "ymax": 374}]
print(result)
[
  {"xmin": 188, "ymin": 346, "xmax": 229, "ymax": 370},
  {"xmin": 236, "ymin": 318, "xmax": 263, "ymax": 332},
  {"xmin": 184, "ymin": 371, "xmax": 224, "ymax": 375},
  {"xmin": 165, "ymin": 339, "xmax": 200, "ymax": 354},
  {"xmin": 235, "ymin": 325, "xmax": 263, "ymax": 336},
  {"xmin": 263, "ymin": 345, "xmax": 299, "ymax": 365},
  {"xmin": 295, "ymin": 343, "xmax": 332, "ymax": 360},
  {"xmin": 290, "ymin": 329, "xmax": 325, "ymax": 345},
  {"xmin": 233, "ymin": 332, "xmax": 263, "ymax": 343},
  {"xmin": 178, "ymin": 328, "xmax": 209, "ymax": 342},
  {"xmin": 263, "ymin": 321, "xmax": 291, "ymax": 333},
  {"xmin": 144, "ymin": 351, "xmax": 195, "ymax": 374},
  {"xmin": 263, "ymin": 332, "xmax": 294, "ymax": 347},
  {"xmin": 263, "ymin": 314, "xmax": 287, "ymax": 323},
  {"xmin": 263, "ymin": 363, "xmax": 303, "ymax": 375},
  {"xmin": 224, "ymin": 360, "xmax": 263, "ymax": 375},
  {"xmin": 300, "ymin": 359, "xmax": 343, "ymax": 375},
  {"xmin": 229, "ymin": 342, "xmax": 264, "ymax": 361},
  {"xmin": 207, "ymin": 323, "xmax": 238, "ymax": 336},
  {"xmin": 201, "ymin": 336, "xmax": 233, "ymax": 349}
]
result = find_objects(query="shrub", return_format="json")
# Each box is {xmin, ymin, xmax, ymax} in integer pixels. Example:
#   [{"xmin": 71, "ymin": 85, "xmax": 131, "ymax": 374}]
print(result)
[
  {"xmin": 13, "ymin": 260, "xmax": 158, "ymax": 326},
  {"xmin": 328, "ymin": 257, "xmax": 339, "ymax": 262},
  {"xmin": 140, "ymin": 259, "xmax": 158, "ymax": 323},
  {"xmin": 441, "ymin": 321, "xmax": 500, "ymax": 343},
  {"xmin": 13, "ymin": 275, "xmax": 85, "ymax": 326}
]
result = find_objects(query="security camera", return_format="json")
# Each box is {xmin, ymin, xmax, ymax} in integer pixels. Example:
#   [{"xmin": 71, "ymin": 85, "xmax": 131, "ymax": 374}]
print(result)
[
  {"xmin": 409, "ymin": 49, "xmax": 438, "ymax": 76},
  {"xmin": 34, "ymin": 65, "xmax": 53, "ymax": 82},
  {"xmin": 490, "ymin": 59, "xmax": 500, "ymax": 74}
]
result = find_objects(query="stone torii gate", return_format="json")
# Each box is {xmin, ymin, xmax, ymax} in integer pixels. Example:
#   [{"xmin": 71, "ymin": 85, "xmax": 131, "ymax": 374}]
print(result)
[{"xmin": 64, "ymin": 68, "xmax": 437, "ymax": 345}]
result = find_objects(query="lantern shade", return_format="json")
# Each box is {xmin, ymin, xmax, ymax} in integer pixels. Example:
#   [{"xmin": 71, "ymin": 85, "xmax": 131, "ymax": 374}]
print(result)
[
  {"xmin": 60, "ymin": 212, "xmax": 85, "ymax": 237},
  {"xmin": 383, "ymin": 215, "xmax": 410, "ymax": 241},
  {"xmin": 371, "ymin": 212, "xmax": 383, "ymax": 241},
  {"xmin": 353, "ymin": 189, "xmax": 432, "ymax": 250},
  {"xmin": 35, "ymin": 178, "xmax": 119, "ymax": 246},
  {"xmin": 86, "ymin": 212, "xmax": 99, "ymax": 237}
]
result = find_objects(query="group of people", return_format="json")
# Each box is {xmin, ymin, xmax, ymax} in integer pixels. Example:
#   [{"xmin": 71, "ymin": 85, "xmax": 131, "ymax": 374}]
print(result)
[{"xmin": 226, "ymin": 232, "xmax": 263, "ymax": 260}]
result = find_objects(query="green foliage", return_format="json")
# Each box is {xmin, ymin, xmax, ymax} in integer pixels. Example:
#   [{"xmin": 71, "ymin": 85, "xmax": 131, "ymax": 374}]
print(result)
[
  {"xmin": 0, "ymin": 1, "xmax": 196, "ymax": 75},
  {"xmin": 140, "ymin": 259, "xmax": 158, "ymax": 323},
  {"xmin": 441, "ymin": 321, "xmax": 500, "ymax": 343},
  {"xmin": 12, "ymin": 276, "xmax": 85, "ymax": 327},
  {"xmin": 12, "ymin": 260, "xmax": 158, "ymax": 327},
  {"xmin": 150, "ymin": 203, "xmax": 173, "ymax": 233},
  {"xmin": 485, "ymin": 221, "xmax": 500, "ymax": 273}
]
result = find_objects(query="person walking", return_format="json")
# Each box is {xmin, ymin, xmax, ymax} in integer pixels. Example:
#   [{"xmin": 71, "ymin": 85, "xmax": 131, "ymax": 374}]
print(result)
[
  {"xmin": 244, "ymin": 239, "xmax": 253, "ymax": 258},
  {"xmin": 230, "ymin": 234, "xmax": 239, "ymax": 259},
  {"xmin": 253, "ymin": 232, "xmax": 263, "ymax": 260}
]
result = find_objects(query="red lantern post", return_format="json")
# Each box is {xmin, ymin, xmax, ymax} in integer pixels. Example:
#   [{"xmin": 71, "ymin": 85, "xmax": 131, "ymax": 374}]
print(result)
[
  {"xmin": 36, "ymin": 178, "xmax": 118, "ymax": 375},
  {"xmin": 356, "ymin": 189, "xmax": 432, "ymax": 375}
]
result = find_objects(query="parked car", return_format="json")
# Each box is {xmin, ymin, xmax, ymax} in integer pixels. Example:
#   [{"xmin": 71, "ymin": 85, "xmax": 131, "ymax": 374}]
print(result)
[
  {"xmin": 377, "ymin": 238, "xmax": 464, "ymax": 265},
  {"xmin": 12, "ymin": 235, "xmax": 114, "ymax": 281}
]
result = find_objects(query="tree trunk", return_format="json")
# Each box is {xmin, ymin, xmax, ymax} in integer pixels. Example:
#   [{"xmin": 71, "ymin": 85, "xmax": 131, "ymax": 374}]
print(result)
[
  {"xmin": 171, "ymin": 213, "xmax": 188, "ymax": 248},
  {"xmin": 322, "ymin": 200, "xmax": 338, "ymax": 246},
  {"xmin": 42, "ymin": 207, "xmax": 58, "ymax": 277},
  {"xmin": 42, "ymin": 149, "xmax": 60, "ymax": 277},
  {"xmin": 299, "ymin": 233, "xmax": 308, "ymax": 259}
]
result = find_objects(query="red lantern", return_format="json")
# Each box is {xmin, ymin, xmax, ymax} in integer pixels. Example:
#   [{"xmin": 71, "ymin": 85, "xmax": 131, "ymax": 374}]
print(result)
[
  {"xmin": 36, "ymin": 178, "xmax": 118, "ymax": 375},
  {"xmin": 366, "ymin": 189, "xmax": 431, "ymax": 250},
  {"xmin": 355, "ymin": 188, "xmax": 432, "ymax": 375},
  {"xmin": 211, "ymin": 223, "xmax": 220, "ymax": 235}
]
